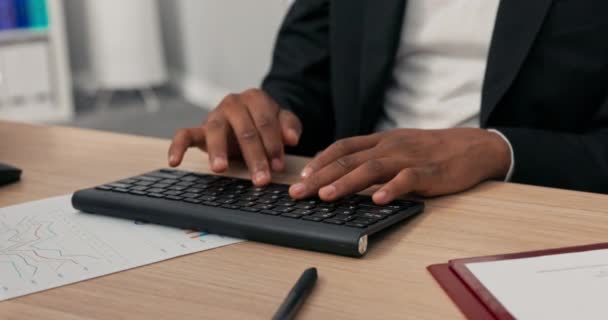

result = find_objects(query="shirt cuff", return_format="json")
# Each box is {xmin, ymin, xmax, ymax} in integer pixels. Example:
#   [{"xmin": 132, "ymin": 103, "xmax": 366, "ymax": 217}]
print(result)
[{"xmin": 487, "ymin": 129, "xmax": 515, "ymax": 182}]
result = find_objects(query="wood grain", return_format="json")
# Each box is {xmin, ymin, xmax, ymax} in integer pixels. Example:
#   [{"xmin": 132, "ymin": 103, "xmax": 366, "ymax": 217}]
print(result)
[{"xmin": 1, "ymin": 120, "xmax": 608, "ymax": 319}]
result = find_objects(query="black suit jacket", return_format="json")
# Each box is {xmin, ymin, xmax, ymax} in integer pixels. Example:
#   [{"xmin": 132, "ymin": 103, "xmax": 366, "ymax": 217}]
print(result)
[{"xmin": 262, "ymin": 0, "xmax": 608, "ymax": 194}]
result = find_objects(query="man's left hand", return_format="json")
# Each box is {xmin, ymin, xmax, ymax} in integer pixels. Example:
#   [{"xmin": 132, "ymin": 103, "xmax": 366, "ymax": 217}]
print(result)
[{"xmin": 288, "ymin": 128, "xmax": 511, "ymax": 204}]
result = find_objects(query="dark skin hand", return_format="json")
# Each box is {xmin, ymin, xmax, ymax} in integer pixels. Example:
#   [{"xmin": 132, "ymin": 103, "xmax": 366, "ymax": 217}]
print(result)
[
  {"xmin": 289, "ymin": 128, "xmax": 511, "ymax": 204},
  {"xmin": 169, "ymin": 89, "xmax": 511, "ymax": 204},
  {"xmin": 168, "ymin": 89, "xmax": 302, "ymax": 185}
]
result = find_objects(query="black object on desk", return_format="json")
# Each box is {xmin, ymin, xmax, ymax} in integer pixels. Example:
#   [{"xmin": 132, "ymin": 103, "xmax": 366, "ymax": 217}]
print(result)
[
  {"xmin": 273, "ymin": 267, "xmax": 318, "ymax": 320},
  {"xmin": 0, "ymin": 163, "xmax": 21, "ymax": 186},
  {"xmin": 72, "ymin": 169, "xmax": 424, "ymax": 257}
]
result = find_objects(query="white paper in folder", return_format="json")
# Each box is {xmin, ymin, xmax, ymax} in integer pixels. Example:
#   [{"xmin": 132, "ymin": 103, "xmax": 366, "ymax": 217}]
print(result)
[{"xmin": 466, "ymin": 249, "xmax": 608, "ymax": 320}]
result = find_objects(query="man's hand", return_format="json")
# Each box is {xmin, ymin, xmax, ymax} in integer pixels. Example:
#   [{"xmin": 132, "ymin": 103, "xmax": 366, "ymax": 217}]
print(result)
[
  {"xmin": 289, "ymin": 128, "xmax": 511, "ymax": 204},
  {"xmin": 168, "ymin": 89, "xmax": 302, "ymax": 186}
]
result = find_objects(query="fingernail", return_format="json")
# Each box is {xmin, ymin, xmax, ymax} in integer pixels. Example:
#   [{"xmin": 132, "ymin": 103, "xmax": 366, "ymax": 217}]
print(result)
[
  {"xmin": 374, "ymin": 190, "xmax": 389, "ymax": 203},
  {"xmin": 212, "ymin": 157, "xmax": 227, "ymax": 170},
  {"xmin": 290, "ymin": 183, "xmax": 306, "ymax": 196},
  {"xmin": 169, "ymin": 154, "xmax": 176, "ymax": 164},
  {"xmin": 255, "ymin": 171, "xmax": 268, "ymax": 184},
  {"xmin": 320, "ymin": 185, "xmax": 336, "ymax": 199},
  {"xmin": 300, "ymin": 167, "xmax": 313, "ymax": 178},
  {"xmin": 272, "ymin": 158, "xmax": 284, "ymax": 171}
]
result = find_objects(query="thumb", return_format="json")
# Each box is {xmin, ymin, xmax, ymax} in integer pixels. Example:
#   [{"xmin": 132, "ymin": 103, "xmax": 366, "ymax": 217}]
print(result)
[{"xmin": 278, "ymin": 109, "xmax": 302, "ymax": 147}]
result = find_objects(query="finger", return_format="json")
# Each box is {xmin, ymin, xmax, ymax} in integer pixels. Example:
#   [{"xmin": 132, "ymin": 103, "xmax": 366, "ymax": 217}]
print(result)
[
  {"xmin": 372, "ymin": 168, "xmax": 422, "ymax": 205},
  {"xmin": 242, "ymin": 90, "xmax": 285, "ymax": 172},
  {"xmin": 300, "ymin": 134, "xmax": 380, "ymax": 179},
  {"xmin": 288, "ymin": 148, "xmax": 376, "ymax": 199},
  {"xmin": 222, "ymin": 95, "xmax": 271, "ymax": 186},
  {"xmin": 168, "ymin": 127, "xmax": 205, "ymax": 167},
  {"xmin": 279, "ymin": 109, "xmax": 302, "ymax": 147},
  {"xmin": 204, "ymin": 112, "xmax": 230, "ymax": 172},
  {"xmin": 318, "ymin": 158, "xmax": 401, "ymax": 201}
]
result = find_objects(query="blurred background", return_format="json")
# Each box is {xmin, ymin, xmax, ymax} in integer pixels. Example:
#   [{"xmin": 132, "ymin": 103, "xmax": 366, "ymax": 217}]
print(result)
[{"xmin": 0, "ymin": 0, "xmax": 291, "ymax": 138}]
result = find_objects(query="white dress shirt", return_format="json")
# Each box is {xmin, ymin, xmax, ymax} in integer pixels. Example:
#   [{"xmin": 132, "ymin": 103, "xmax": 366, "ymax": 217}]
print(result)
[{"xmin": 375, "ymin": 0, "xmax": 514, "ymax": 180}]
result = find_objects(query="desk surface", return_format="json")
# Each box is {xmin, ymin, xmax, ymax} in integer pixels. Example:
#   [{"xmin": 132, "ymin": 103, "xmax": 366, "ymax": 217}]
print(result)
[{"xmin": 1, "ymin": 120, "xmax": 608, "ymax": 319}]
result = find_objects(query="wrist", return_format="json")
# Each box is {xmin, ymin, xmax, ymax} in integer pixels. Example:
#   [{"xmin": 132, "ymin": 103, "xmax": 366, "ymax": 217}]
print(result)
[{"xmin": 483, "ymin": 130, "xmax": 512, "ymax": 180}]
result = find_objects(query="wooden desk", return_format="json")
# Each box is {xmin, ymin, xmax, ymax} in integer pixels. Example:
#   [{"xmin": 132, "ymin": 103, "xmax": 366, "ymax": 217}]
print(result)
[{"xmin": 1, "ymin": 120, "xmax": 608, "ymax": 319}]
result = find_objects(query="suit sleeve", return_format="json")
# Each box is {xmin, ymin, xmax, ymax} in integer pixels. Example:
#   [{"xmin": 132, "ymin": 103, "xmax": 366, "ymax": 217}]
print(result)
[
  {"xmin": 492, "ymin": 97, "xmax": 608, "ymax": 193},
  {"xmin": 261, "ymin": 0, "xmax": 334, "ymax": 156}
]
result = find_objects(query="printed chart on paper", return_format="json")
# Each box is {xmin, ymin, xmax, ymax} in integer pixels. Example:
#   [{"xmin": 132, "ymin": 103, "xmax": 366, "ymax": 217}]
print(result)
[{"xmin": 0, "ymin": 195, "xmax": 242, "ymax": 301}]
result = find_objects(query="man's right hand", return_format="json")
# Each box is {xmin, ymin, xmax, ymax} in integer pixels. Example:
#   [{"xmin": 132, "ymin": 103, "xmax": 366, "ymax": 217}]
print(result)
[{"xmin": 168, "ymin": 88, "xmax": 302, "ymax": 186}]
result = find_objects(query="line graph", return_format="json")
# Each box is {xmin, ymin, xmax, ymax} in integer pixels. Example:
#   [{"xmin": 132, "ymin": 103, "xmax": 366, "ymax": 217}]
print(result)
[
  {"xmin": 0, "ymin": 195, "xmax": 242, "ymax": 301},
  {"xmin": 1, "ymin": 217, "xmax": 100, "ymax": 278}
]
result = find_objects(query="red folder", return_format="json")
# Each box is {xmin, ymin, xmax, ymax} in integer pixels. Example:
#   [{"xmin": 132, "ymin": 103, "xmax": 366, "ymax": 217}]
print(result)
[{"xmin": 428, "ymin": 243, "xmax": 608, "ymax": 320}]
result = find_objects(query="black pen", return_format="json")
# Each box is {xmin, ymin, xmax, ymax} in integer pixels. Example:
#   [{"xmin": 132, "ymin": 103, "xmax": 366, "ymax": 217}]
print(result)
[{"xmin": 273, "ymin": 267, "xmax": 318, "ymax": 320}]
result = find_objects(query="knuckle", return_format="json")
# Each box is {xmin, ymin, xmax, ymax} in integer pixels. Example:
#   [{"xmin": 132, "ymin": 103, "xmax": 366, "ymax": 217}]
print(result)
[
  {"xmin": 206, "ymin": 117, "xmax": 224, "ymax": 130},
  {"xmin": 220, "ymin": 93, "xmax": 241, "ymax": 110},
  {"xmin": 336, "ymin": 155, "xmax": 356, "ymax": 170},
  {"xmin": 241, "ymin": 88, "xmax": 261, "ymax": 99},
  {"xmin": 239, "ymin": 128, "xmax": 259, "ymax": 143}
]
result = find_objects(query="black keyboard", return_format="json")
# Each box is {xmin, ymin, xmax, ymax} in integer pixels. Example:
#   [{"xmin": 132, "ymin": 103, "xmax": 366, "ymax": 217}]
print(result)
[{"xmin": 72, "ymin": 169, "xmax": 424, "ymax": 256}]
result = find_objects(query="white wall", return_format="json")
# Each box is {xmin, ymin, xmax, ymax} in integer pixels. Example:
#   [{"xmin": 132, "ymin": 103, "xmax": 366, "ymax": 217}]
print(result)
[
  {"xmin": 64, "ymin": 0, "xmax": 290, "ymax": 108},
  {"xmin": 158, "ymin": 0, "xmax": 290, "ymax": 109}
]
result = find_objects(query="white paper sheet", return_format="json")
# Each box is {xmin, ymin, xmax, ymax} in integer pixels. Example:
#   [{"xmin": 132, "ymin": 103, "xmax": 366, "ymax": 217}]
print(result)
[
  {"xmin": 0, "ymin": 195, "xmax": 242, "ymax": 301},
  {"xmin": 466, "ymin": 249, "xmax": 608, "ymax": 320}
]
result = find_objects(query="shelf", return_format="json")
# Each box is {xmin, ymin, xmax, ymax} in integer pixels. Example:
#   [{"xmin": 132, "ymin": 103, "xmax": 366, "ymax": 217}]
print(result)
[{"xmin": 0, "ymin": 29, "xmax": 49, "ymax": 45}]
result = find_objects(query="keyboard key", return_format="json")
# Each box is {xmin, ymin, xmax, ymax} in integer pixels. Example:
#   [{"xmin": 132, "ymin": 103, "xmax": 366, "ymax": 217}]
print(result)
[
  {"xmin": 182, "ymin": 192, "xmax": 201, "ymax": 198},
  {"xmin": 302, "ymin": 216, "xmax": 323, "ymax": 222},
  {"xmin": 136, "ymin": 175, "xmax": 161, "ymax": 182},
  {"xmin": 323, "ymin": 219, "xmax": 345, "ymax": 225},
  {"xmin": 161, "ymin": 179, "xmax": 179, "ymax": 184},
  {"xmin": 242, "ymin": 207, "xmax": 260, "ymax": 212},
  {"xmin": 261, "ymin": 210, "xmax": 281, "ymax": 215},
  {"xmin": 312, "ymin": 212, "xmax": 334, "ymax": 219},
  {"xmin": 216, "ymin": 199, "xmax": 236, "ymax": 205},
  {"xmin": 356, "ymin": 213, "xmax": 385, "ymax": 220},
  {"xmin": 333, "ymin": 214, "xmax": 354, "ymax": 222},
  {"xmin": 148, "ymin": 172, "xmax": 182, "ymax": 180},
  {"xmin": 131, "ymin": 185, "xmax": 149, "ymax": 191},
  {"xmin": 96, "ymin": 185, "xmax": 112, "ymax": 191},
  {"xmin": 169, "ymin": 185, "xmax": 187, "ymax": 191},
  {"xmin": 334, "ymin": 209, "xmax": 355, "ymax": 215},
  {"xmin": 166, "ymin": 196, "xmax": 183, "ymax": 201},
  {"xmin": 151, "ymin": 183, "xmax": 171, "ymax": 189},
  {"xmin": 237, "ymin": 201, "xmax": 256, "ymax": 207},
  {"xmin": 317, "ymin": 207, "xmax": 334, "ymax": 213},
  {"xmin": 112, "ymin": 188, "xmax": 129, "ymax": 193},
  {"xmin": 147, "ymin": 193, "xmax": 165, "ymax": 198},
  {"xmin": 345, "ymin": 222, "xmax": 368, "ymax": 228},
  {"xmin": 147, "ymin": 188, "xmax": 165, "ymax": 194},
  {"xmin": 181, "ymin": 175, "xmax": 199, "ymax": 182},
  {"xmin": 202, "ymin": 201, "xmax": 220, "ymax": 207},
  {"xmin": 186, "ymin": 188, "xmax": 204, "ymax": 193},
  {"xmin": 108, "ymin": 183, "xmax": 131, "ymax": 189},
  {"xmin": 281, "ymin": 212, "xmax": 303, "ymax": 219},
  {"xmin": 275, "ymin": 207, "xmax": 295, "ymax": 213},
  {"xmin": 164, "ymin": 190, "xmax": 183, "ymax": 196},
  {"xmin": 184, "ymin": 198, "xmax": 202, "ymax": 204},
  {"xmin": 176, "ymin": 181, "xmax": 195, "ymax": 187},
  {"xmin": 221, "ymin": 204, "xmax": 240, "ymax": 210},
  {"xmin": 134, "ymin": 180, "xmax": 154, "ymax": 186},
  {"xmin": 293, "ymin": 209, "xmax": 314, "ymax": 216},
  {"xmin": 295, "ymin": 203, "xmax": 316, "ymax": 210},
  {"xmin": 199, "ymin": 195, "xmax": 217, "ymax": 201},
  {"xmin": 120, "ymin": 178, "xmax": 138, "ymax": 184}
]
